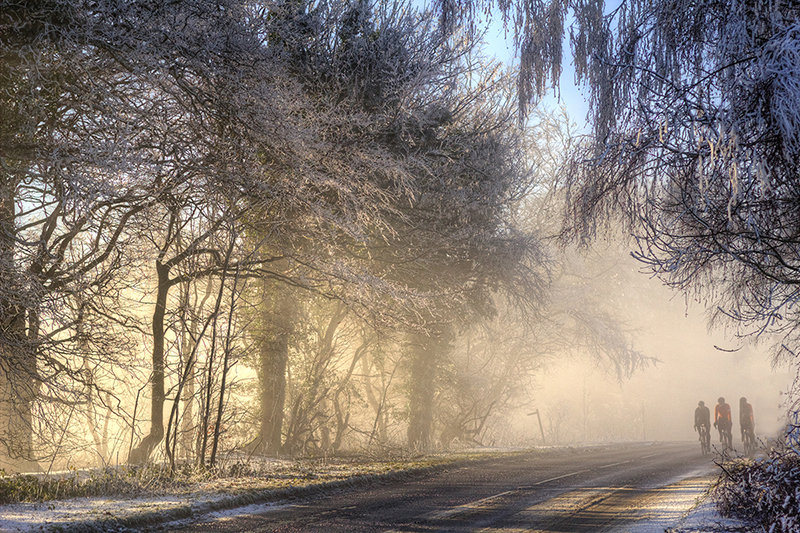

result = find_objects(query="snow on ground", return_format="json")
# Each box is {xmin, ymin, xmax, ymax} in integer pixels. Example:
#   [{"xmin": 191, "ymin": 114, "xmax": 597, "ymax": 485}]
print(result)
[
  {"xmin": 147, "ymin": 500, "xmax": 291, "ymax": 531},
  {"xmin": 0, "ymin": 496, "xmax": 293, "ymax": 533},
  {"xmin": 608, "ymin": 471, "xmax": 743, "ymax": 533},
  {"xmin": 0, "ymin": 495, "xmax": 187, "ymax": 532},
  {"xmin": 665, "ymin": 485, "xmax": 755, "ymax": 533}
]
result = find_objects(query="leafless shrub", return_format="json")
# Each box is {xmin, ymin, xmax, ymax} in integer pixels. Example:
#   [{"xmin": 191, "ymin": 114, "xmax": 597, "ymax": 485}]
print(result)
[{"xmin": 713, "ymin": 449, "xmax": 800, "ymax": 532}]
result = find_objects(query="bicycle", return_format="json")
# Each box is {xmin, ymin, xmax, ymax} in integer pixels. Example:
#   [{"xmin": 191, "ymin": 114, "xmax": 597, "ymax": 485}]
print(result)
[
  {"xmin": 716, "ymin": 422, "xmax": 733, "ymax": 451},
  {"xmin": 697, "ymin": 424, "xmax": 711, "ymax": 455},
  {"xmin": 721, "ymin": 427, "xmax": 733, "ymax": 451},
  {"xmin": 742, "ymin": 427, "xmax": 757, "ymax": 455}
]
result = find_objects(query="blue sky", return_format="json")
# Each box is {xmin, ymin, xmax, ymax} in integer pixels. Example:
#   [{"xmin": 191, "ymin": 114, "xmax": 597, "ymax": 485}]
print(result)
[
  {"xmin": 478, "ymin": 11, "xmax": 592, "ymax": 131},
  {"xmin": 410, "ymin": 1, "xmax": 591, "ymax": 127}
]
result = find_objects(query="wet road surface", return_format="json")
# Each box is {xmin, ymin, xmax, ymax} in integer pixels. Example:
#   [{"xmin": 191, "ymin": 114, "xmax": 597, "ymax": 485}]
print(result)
[{"xmin": 163, "ymin": 442, "xmax": 719, "ymax": 532}]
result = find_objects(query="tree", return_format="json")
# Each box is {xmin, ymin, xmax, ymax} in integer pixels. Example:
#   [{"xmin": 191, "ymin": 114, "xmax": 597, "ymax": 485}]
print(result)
[
  {"xmin": 1, "ymin": 0, "xmax": 666, "ymax": 468},
  {"xmin": 0, "ymin": 0, "xmax": 167, "ymax": 469},
  {"xmin": 431, "ymin": 0, "xmax": 570, "ymax": 121},
  {"xmin": 555, "ymin": 1, "xmax": 800, "ymax": 364},
  {"xmin": 245, "ymin": 278, "xmax": 296, "ymax": 456},
  {"xmin": 405, "ymin": 326, "xmax": 452, "ymax": 450},
  {"xmin": 128, "ymin": 201, "xmax": 242, "ymax": 464},
  {"xmin": 1, "ymin": 0, "xmax": 301, "ymax": 468},
  {"xmin": 236, "ymin": 0, "xmax": 550, "ymax": 454},
  {"xmin": 423, "ymin": 108, "xmax": 651, "ymax": 450},
  {"xmin": 120, "ymin": 0, "xmax": 550, "ymax": 463},
  {"xmin": 436, "ymin": 316, "xmax": 535, "ymax": 448},
  {"xmin": 436, "ymin": 0, "xmax": 800, "ymax": 357},
  {"xmin": 280, "ymin": 298, "xmax": 349, "ymax": 455}
]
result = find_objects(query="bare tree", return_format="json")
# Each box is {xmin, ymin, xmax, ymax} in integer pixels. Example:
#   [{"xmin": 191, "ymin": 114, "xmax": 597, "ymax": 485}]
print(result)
[
  {"xmin": 362, "ymin": 336, "xmax": 400, "ymax": 448},
  {"xmin": 545, "ymin": 402, "xmax": 570, "ymax": 445},
  {"xmin": 281, "ymin": 299, "xmax": 349, "ymax": 455},
  {"xmin": 0, "ymin": 0, "xmax": 166, "ymax": 469},
  {"xmin": 436, "ymin": 313, "xmax": 541, "ymax": 448},
  {"xmin": 2, "ymin": 0, "xmax": 597, "ymax": 468},
  {"xmin": 233, "ymin": 1, "xmax": 549, "ymax": 455}
]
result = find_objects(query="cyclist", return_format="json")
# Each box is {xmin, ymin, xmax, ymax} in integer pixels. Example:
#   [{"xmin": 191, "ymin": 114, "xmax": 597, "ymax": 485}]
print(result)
[
  {"xmin": 713, "ymin": 396, "xmax": 733, "ymax": 449},
  {"xmin": 694, "ymin": 400, "xmax": 711, "ymax": 453},
  {"xmin": 740, "ymin": 397, "xmax": 756, "ymax": 451}
]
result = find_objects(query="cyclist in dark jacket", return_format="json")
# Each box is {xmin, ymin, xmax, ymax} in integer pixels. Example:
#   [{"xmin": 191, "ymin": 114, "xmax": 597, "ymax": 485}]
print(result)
[
  {"xmin": 739, "ymin": 397, "xmax": 755, "ymax": 438},
  {"xmin": 694, "ymin": 400, "xmax": 711, "ymax": 431}
]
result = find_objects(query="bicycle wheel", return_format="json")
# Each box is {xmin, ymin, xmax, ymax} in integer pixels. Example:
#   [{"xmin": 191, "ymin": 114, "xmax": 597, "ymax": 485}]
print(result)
[
  {"xmin": 745, "ymin": 430, "xmax": 756, "ymax": 454},
  {"xmin": 699, "ymin": 428, "xmax": 710, "ymax": 455}
]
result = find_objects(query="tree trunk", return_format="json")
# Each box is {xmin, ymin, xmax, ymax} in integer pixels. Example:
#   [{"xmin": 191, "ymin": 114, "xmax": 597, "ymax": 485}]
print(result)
[
  {"xmin": 179, "ymin": 291, "xmax": 202, "ymax": 461},
  {"xmin": 209, "ymin": 266, "xmax": 241, "ymax": 467},
  {"xmin": 406, "ymin": 327, "xmax": 452, "ymax": 451},
  {"xmin": 177, "ymin": 278, "xmax": 212, "ymax": 463},
  {"xmin": 332, "ymin": 396, "xmax": 349, "ymax": 453},
  {"xmin": 128, "ymin": 260, "xmax": 170, "ymax": 464},
  {"xmin": 0, "ymin": 165, "xmax": 38, "ymax": 472},
  {"xmin": 406, "ymin": 333, "xmax": 436, "ymax": 450},
  {"xmin": 246, "ymin": 281, "xmax": 295, "ymax": 456},
  {"xmin": 76, "ymin": 300, "xmax": 108, "ymax": 463},
  {"xmin": 363, "ymin": 349, "xmax": 390, "ymax": 444}
]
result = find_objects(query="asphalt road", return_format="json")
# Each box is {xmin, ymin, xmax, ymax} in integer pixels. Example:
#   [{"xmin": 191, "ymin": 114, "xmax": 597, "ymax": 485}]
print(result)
[{"xmin": 167, "ymin": 442, "xmax": 720, "ymax": 533}]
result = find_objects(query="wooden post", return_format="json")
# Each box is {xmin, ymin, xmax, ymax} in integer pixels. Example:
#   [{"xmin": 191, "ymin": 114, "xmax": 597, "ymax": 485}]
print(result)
[{"xmin": 528, "ymin": 410, "xmax": 546, "ymax": 445}]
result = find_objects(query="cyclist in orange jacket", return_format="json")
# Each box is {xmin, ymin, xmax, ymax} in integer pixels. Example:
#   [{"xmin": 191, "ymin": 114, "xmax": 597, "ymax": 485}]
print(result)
[{"xmin": 713, "ymin": 397, "xmax": 732, "ymax": 447}]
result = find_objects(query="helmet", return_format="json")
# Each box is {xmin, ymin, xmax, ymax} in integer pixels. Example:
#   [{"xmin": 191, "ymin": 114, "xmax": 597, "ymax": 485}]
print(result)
[
  {"xmin": 698, "ymin": 401, "xmax": 705, "ymax": 407},
  {"xmin": 718, "ymin": 397, "xmax": 725, "ymax": 403},
  {"xmin": 740, "ymin": 397, "xmax": 747, "ymax": 403}
]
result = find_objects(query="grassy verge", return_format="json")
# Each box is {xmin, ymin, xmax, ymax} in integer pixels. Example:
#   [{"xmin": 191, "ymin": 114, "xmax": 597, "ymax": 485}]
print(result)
[{"xmin": 0, "ymin": 450, "xmax": 521, "ymax": 505}]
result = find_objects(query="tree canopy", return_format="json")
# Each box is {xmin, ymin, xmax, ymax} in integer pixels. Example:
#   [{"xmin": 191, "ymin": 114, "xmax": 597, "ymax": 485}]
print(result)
[
  {"xmin": 0, "ymin": 0, "xmax": 570, "ymax": 466},
  {"xmin": 442, "ymin": 0, "xmax": 800, "ymax": 360},
  {"xmin": 0, "ymin": 0, "xmax": 663, "ymax": 469}
]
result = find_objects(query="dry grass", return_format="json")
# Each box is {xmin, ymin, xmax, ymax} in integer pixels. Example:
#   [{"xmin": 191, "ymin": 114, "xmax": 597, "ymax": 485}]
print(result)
[{"xmin": 0, "ymin": 450, "xmax": 506, "ymax": 505}]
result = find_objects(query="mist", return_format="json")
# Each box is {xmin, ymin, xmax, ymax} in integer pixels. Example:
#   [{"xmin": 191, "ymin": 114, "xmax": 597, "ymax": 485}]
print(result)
[
  {"xmin": 4, "ymin": 0, "xmax": 800, "ymax": 477},
  {"xmin": 514, "ymin": 252, "xmax": 794, "ymax": 447}
]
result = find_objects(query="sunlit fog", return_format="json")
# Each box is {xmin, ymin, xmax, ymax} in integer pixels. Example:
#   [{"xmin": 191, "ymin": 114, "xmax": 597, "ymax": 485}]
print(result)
[
  {"xmin": 520, "ymin": 259, "xmax": 793, "ymax": 446},
  {"xmin": 2, "ymin": 1, "xmax": 799, "ymax": 488}
]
